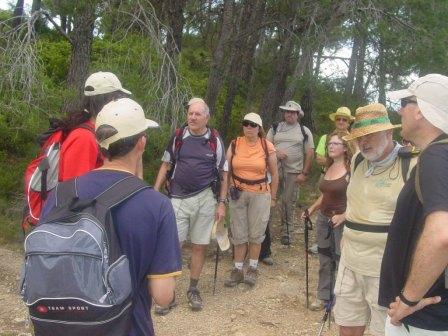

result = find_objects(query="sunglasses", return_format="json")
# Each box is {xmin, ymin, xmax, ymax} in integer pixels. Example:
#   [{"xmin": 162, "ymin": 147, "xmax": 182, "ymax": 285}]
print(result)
[
  {"xmin": 400, "ymin": 97, "xmax": 417, "ymax": 108},
  {"xmin": 242, "ymin": 120, "xmax": 259, "ymax": 128}
]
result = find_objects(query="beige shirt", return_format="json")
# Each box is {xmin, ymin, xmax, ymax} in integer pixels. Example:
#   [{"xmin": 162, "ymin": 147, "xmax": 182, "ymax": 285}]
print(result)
[
  {"xmin": 341, "ymin": 153, "xmax": 417, "ymax": 277},
  {"xmin": 266, "ymin": 122, "xmax": 314, "ymax": 173}
]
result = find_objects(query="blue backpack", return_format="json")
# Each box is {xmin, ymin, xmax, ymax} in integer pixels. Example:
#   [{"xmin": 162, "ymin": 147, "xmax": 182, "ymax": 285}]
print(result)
[{"xmin": 20, "ymin": 175, "xmax": 149, "ymax": 335}]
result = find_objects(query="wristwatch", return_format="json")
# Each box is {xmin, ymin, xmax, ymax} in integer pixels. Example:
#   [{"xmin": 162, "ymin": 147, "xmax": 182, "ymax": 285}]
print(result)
[{"xmin": 218, "ymin": 198, "xmax": 229, "ymax": 205}]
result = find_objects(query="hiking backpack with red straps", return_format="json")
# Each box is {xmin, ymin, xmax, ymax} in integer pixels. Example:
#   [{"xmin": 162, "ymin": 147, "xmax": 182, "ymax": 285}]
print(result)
[{"xmin": 22, "ymin": 120, "xmax": 95, "ymax": 232}]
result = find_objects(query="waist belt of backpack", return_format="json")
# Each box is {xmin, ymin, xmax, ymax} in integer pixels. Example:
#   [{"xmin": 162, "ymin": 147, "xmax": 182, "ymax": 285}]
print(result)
[
  {"xmin": 345, "ymin": 220, "xmax": 389, "ymax": 233},
  {"xmin": 232, "ymin": 174, "xmax": 267, "ymax": 185}
]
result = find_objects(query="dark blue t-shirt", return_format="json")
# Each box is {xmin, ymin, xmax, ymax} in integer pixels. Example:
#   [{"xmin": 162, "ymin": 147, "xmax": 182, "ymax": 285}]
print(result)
[
  {"xmin": 41, "ymin": 170, "xmax": 182, "ymax": 336},
  {"xmin": 162, "ymin": 128, "xmax": 227, "ymax": 198}
]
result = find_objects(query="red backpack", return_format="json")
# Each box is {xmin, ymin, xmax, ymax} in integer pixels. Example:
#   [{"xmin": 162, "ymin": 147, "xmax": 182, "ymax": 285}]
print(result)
[{"xmin": 22, "ymin": 121, "xmax": 94, "ymax": 233}]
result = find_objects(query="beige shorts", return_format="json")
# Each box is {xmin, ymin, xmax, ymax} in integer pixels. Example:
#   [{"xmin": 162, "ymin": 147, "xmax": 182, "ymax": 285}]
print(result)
[
  {"xmin": 171, "ymin": 188, "xmax": 216, "ymax": 245},
  {"xmin": 334, "ymin": 263, "xmax": 387, "ymax": 336},
  {"xmin": 229, "ymin": 191, "xmax": 271, "ymax": 245},
  {"xmin": 385, "ymin": 316, "xmax": 448, "ymax": 336}
]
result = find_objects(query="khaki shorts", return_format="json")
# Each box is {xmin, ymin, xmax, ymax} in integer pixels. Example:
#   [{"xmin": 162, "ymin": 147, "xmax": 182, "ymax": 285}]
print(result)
[
  {"xmin": 229, "ymin": 191, "xmax": 271, "ymax": 245},
  {"xmin": 171, "ymin": 188, "xmax": 216, "ymax": 245},
  {"xmin": 334, "ymin": 263, "xmax": 387, "ymax": 336}
]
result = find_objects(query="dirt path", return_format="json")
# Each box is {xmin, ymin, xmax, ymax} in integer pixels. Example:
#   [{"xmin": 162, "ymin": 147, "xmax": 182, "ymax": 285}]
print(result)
[{"xmin": 0, "ymin": 223, "xmax": 340, "ymax": 336}]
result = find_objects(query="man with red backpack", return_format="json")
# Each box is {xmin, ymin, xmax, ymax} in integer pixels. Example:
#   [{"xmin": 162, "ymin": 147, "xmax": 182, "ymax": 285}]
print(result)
[
  {"xmin": 154, "ymin": 97, "xmax": 228, "ymax": 313},
  {"xmin": 23, "ymin": 72, "xmax": 131, "ymax": 231}
]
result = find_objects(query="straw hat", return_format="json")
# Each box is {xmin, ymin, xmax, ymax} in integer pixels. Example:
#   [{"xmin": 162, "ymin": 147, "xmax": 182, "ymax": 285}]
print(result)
[
  {"xmin": 343, "ymin": 103, "xmax": 400, "ymax": 141},
  {"xmin": 329, "ymin": 106, "xmax": 354, "ymax": 122}
]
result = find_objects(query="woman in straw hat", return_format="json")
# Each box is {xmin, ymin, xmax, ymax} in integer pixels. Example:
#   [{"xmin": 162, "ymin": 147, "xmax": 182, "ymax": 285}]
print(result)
[
  {"xmin": 301, "ymin": 130, "xmax": 353, "ymax": 311},
  {"xmin": 224, "ymin": 112, "xmax": 279, "ymax": 287}
]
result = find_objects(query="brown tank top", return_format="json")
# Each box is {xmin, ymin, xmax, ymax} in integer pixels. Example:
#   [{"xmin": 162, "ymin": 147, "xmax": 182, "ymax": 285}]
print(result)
[{"xmin": 319, "ymin": 173, "xmax": 349, "ymax": 217}]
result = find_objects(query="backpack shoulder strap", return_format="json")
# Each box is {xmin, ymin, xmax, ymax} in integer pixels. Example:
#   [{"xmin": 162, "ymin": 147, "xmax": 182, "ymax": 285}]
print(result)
[
  {"xmin": 353, "ymin": 151, "xmax": 364, "ymax": 172},
  {"xmin": 95, "ymin": 175, "xmax": 150, "ymax": 209},
  {"xmin": 272, "ymin": 122, "xmax": 278, "ymax": 135}
]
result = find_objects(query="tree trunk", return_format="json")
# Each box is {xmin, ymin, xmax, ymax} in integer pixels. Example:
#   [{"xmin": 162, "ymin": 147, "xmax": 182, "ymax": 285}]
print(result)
[
  {"xmin": 205, "ymin": 0, "xmax": 235, "ymax": 116},
  {"xmin": 60, "ymin": 15, "xmax": 67, "ymax": 33},
  {"xmin": 353, "ymin": 32, "xmax": 367, "ymax": 100},
  {"xmin": 221, "ymin": 0, "xmax": 266, "ymax": 142},
  {"xmin": 377, "ymin": 42, "xmax": 386, "ymax": 106},
  {"xmin": 12, "ymin": 0, "xmax": 25, "ymax": 29},
  {"xmin": 283, "ymin": 46, "xmax": 312, "ymax": 102},
  {"xmin": 344, "ymin": 29, "xmax": 361, "ymax": 101},
  {"xmin": 165, "ymin": 0, "xmax": 187, "ymax": 59},
  {"xmin": 64, "ymin": 2, "xmax": 97, "ymax": 112}
]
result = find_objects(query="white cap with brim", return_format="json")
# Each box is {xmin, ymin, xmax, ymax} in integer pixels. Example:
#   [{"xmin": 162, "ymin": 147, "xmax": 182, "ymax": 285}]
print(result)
[
  {"xmin": 84, "ymin": 72, "xmax": 132, "ymax": 96},
  {"xmin": 243, "ymin": 112, "xmax": 263, "ymax": 128},
  {"xmin": 96, "ymin": 98, "xmax": 159, "ymax": 149},
  {"xmin": 388, "ymin": 74, "xmax": 448, "ymax": 134},
  {"xmin": 211, "ymin": 221, "xmax": 230, "ymax": 251},
  {"xmin": 279, "ymin": 100, "xmax": 304, "ymax": 117}
]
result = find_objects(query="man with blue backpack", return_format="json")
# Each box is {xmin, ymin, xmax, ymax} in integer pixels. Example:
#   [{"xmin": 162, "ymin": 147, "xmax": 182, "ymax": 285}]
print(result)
[{"xmin": 20, "ymin": 98, "xmax": 182, "ymax": 336}]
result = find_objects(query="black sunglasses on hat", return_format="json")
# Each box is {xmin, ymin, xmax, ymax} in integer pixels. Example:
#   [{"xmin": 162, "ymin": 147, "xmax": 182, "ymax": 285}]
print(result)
[
  {"xmin": 400, "ymin": 97, "xmax": 418, "ymax": 108},
  {"xmin": 242, "ymin": 120, "xmax": 259, "ymax": 128}
]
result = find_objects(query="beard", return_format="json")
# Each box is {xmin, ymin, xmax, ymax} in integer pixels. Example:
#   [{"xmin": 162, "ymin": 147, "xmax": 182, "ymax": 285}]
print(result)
[{"xmin": 359, "ymin": 134, "xmax": 390, "ymax": 162}]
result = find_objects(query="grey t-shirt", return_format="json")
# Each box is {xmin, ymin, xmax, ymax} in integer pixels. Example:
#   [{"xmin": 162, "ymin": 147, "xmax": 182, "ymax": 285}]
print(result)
[
  {"xmin": 162, "ymin": 128, "xmax": 228, "ymax": 198},
  {"xmin": 266, "ymin": 122, "xmax": 314, "ymax": 173}
]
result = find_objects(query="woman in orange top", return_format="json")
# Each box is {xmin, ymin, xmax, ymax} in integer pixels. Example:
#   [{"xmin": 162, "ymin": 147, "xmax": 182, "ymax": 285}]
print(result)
[{"xmin": 224, "ymin": 113, "xmax": 278, "ymax": 288}]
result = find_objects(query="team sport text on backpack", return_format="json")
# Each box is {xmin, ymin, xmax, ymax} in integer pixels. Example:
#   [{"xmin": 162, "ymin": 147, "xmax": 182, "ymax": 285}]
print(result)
[
  {"xmin": 20, "ymin": 175, "xmax": 149, "ymax": 336},
  {"xmin": 165, "ymin": 125, "xmax": 221, "ymax": 199},
  {"xmin": 22, "ymin": 119, "xmax": 95, "ymax": 234}
]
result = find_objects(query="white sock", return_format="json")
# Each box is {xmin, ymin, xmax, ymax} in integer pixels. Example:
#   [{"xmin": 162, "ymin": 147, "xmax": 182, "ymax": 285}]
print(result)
[
  {"xmin": 235, "ymin": 262, "xmax": 244, "ymax": 270},
  {"xmin": 249, "ymin": 259, "xmax": 258, "ymax": 269}
]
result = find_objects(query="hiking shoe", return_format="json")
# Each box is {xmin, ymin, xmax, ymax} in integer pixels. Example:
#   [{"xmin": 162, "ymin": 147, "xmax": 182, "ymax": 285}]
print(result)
[
  {"xmin": 154, "ymin": 298, "xmax": 177, "ymax": 316},
  {"xmin": 281, "ymin": 235, "xmax": 291, "ymax": 246},
  {"xmin": 309, "ymin": 299, "xmax": 325, "ymax": 311},
  {"xmin": 244, "ymin": 267, "xmax": 258, "ymax": 287},
  {"xmin": 224, "ymin": 268, "xmax": 244, "ymax": 287},
  {"xmin": 260, "ymin": 257, "xmax": 274, "ymax": 266},
  {"xmin": 308, "ymin": 243, "xmax": 318, "ymax": 254},
  {"xmin": 187, "ymin": 288, "xmax": 203, "ymax": 311}
]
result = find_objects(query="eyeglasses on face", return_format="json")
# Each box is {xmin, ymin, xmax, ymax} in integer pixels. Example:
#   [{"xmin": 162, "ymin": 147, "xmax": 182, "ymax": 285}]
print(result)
[
  {"xmin": 400, "ymin": 97, "xmax": 417, "ymax": 108},
  {"xmin": 242, "ymin": 120, "xmax": 259, "ymax": 128},
  {"xmin": 327, "ymin": 142, "xmax": 344, "ymax": 147},
  {"xmin": 335, "ymin": 117, "xmax": 348, "ymax": 122}
]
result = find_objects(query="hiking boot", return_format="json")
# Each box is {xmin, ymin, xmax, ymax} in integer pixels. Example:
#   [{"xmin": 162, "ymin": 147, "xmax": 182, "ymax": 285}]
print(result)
[
  {"xmin": 154, "ymin": 298, "xmax": 177, "ymax": 316},
  {"xmin": 260, "ymin": 256, "xmax": 274, "ymax": 266},
  {"xmin": 281, "ymin": 235, "xmax": 291, "ymax": 246},
  {"xmin": 224, "ymin": 268, "xmax": 244, "ymax": 287},
  {"xmin": 309, "ymin": 299, "xmax": 325, "ymax": 311},
  {"xmin": 244, "ymin": 267, "xmax": 258, "ymax": 287},
  {"xmin": 187, "ymin": 288, "xmax": 203, "ymax": 311}
]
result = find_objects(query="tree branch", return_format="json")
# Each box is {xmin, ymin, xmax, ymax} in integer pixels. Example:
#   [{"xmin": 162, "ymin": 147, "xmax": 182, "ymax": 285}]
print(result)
[{"xmin": 41, "ymin": 10, "xmax": 73, "ymax": 45}]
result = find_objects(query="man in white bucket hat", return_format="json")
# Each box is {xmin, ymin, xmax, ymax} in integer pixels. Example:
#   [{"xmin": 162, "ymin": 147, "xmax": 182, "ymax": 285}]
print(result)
[{"xmin": 379, "ymin": 74, "xmax": 448, "ymax": 335}]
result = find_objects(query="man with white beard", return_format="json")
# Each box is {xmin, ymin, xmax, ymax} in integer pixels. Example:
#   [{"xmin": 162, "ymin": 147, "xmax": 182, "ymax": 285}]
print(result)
[{"xmin": 329, "ymin": 103, "xmax": 418, "ymax": 336}]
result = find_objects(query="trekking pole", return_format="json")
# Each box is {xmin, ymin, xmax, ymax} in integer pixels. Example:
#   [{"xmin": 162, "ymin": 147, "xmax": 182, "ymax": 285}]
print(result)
[
  {"xmin": 317, "ymin": 219, "xmax": 336, "ymax": 335},
  {"xmin": 280, "ymin": 160, "xmax": 291, "ymax": 246},
  {"xmin": 304, "ymin": 209, "xmax": 313, "ymax": 309},
  {"xmin": 213, "ymin": 244, "xmax": 219, "ymax": 295}
]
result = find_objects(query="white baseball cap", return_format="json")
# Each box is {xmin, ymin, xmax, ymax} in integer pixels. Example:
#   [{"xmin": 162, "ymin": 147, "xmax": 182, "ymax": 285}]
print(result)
[
  {"xmin": 96, "ymin": 98, "xmax": 159, "ymax": 149},
  {"xmin": 388, "ymin": 74, "xmax": 448, "ymax": 134},
  {"xmin": 211, "ymin": 221, "xmax": 230, "ymax": 251},
  {"xmin": 243, "ymin": 112, "xmax": 263, "ymax": 128},
  {"xmin": 279, "ymin": 100, "xmax": 304, "ymax": 117},
  {"xmin": 84, "ymin": 72, "xmax": 132, "ymax": 96}
]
